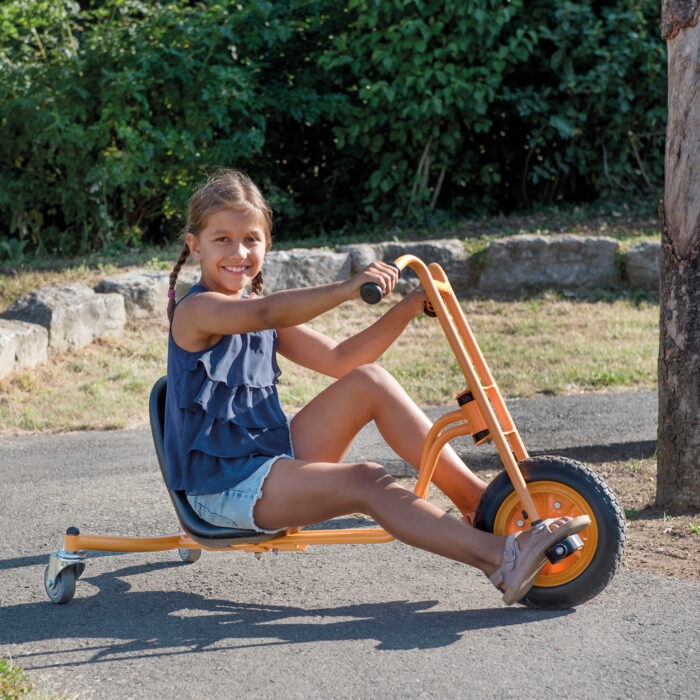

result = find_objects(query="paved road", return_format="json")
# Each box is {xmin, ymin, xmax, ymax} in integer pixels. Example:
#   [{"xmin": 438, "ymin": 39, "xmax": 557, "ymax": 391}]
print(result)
[{"xmin": 2, "ymin": 390, "xmax": 699, "ymax": 698}]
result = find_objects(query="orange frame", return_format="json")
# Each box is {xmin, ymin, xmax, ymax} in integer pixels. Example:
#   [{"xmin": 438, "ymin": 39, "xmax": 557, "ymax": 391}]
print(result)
[{"xmin": 61, "ymin": 255, "xmax": 541, "ymax": 557}]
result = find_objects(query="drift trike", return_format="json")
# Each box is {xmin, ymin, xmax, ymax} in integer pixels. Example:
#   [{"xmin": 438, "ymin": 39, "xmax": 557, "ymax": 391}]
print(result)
[{"xmin": 45, "ymin": 255, "xmax": 625, "ymax": 608}]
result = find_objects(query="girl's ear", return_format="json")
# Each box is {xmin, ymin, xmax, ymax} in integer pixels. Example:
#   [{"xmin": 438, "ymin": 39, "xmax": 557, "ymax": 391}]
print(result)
[{"xmin": 185, "ymin": 232, "xmax": 201, "ymax": 261}]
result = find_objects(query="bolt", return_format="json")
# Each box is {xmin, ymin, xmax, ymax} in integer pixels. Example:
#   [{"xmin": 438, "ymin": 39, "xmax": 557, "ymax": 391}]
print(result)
[
  {"xmin": 554, "ymin": 501, "xmax": 561, "ymax": 509},
  {"xmin": 555, "ymin": 546, "xmax": 565, "ymax": 556},
  {"xmin": 517, "ymin": 519, "xmax": 525, "ymax": 527}
]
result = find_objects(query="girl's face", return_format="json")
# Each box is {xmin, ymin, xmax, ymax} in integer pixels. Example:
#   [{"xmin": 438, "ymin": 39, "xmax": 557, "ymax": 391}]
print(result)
[{"xmin": 187, "ymin": 208, "xmax": 269, "ymax": 297}]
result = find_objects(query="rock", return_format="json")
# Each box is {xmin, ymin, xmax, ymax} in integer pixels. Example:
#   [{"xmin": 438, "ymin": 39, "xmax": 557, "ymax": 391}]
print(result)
[
  {"xmin": 175, "ymin": 267, "xmax": 201, "ymax": 299},
  {"xmin": 96, "ymin": 269, "xmax": 170, "ymax": 320},
  {"xmin": 338, "ymin": 244, "xmax": 377, "ymax": 275},
  {"xmin": 0, "ymin": 320, "xmax": 48, "ymax": 379},
  {"xmin": 339, "ymin": 239, "xmax": 469, "ymax": 293},
  {"xmin": 476, "ymin": 235, "xmax": 620, "ymax": 297},
  {"xmin": 340, "ymin": 239, "xmax": 466, "ymax": 272},
  {"xmin": 2, "ymin": 284, "xmax": 125, "ymax": 352},
  {"xmin": 625, "ymin": 241, "xmax": 661, "ymax": 290},
  {"xmin": 262, "ymin": 249, "xmax": 352, "ymax": 293}
]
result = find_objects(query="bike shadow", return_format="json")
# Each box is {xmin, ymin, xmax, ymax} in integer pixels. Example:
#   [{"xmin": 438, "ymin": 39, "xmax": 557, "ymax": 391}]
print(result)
[{"xmin": 2, "ymin": 558, "xmax": 573, "ymax": 667}]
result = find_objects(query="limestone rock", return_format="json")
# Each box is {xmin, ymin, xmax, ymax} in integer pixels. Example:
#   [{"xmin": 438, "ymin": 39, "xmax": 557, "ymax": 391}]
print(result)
[
  {"xmin": 339, "ymin": 239, "xmax": 468, "ymax": 293},
  {"xmin": 477, "ymin": 235, "xmax": 620, "ymax": 297},
  {"xmin": 262, "ymin": 250, "xmax": 352, "ymax": 294},
  {"xmin": 96, "ymin": 269, "xmax": 170, "ymax": 320},
  {"xmin": 175, "ymin": 267, "xmax": 201, "ymax": 299},
  {"xmin": 0, "ymin": 320, "xmax": 48, "ymax": 379},
  {"xmin": 340, "ymin": 239, "xmax": 466, "ymax": 273},
  {"xmin": 625, "ymin": 241, "xmax": 661, "ymax": 290},
  {"xmin": 2, "ymin": 284, "xmax": 125, "ymax": 352}
]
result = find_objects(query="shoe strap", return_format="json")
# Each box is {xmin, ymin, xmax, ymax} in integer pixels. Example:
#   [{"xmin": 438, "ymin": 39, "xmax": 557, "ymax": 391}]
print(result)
[{"xmin": 488, "ymin": 533, "xmax": 517, "ymax": 587}]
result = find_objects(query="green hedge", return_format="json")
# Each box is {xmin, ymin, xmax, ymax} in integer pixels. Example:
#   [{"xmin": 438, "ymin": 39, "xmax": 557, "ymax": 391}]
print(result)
[{"xmin": 0, "ymin": 0, "xmax": 666, "ymax": 258}]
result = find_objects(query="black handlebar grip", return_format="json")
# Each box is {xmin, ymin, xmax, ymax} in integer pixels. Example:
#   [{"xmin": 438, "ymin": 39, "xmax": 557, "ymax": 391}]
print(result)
[
  {"xmin": 360, "ymin": 262, "xmax": 400, "ymax": 304},
  {"xmin": 423, "ymin": 302, "xmax": 437, "ymax": 317},
  {"xmin": 360, "ymin": 283, "xmax": 383, "ymax": 304}
]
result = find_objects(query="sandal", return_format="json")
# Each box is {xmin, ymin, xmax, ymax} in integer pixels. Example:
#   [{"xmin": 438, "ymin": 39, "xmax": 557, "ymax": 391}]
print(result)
[{"xmin": 489, "ymin": 515, "xmax": 591, "ymax": 606}]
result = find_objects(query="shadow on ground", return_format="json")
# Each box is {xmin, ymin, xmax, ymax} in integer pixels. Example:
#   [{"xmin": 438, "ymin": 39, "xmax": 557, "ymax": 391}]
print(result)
[{"xmin": 2, "ymin": 558, "xmax": 573, "ymax": 666}]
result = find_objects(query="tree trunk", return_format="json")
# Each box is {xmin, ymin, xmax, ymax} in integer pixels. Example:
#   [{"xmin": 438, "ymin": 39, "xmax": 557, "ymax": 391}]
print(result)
[{"xmin": 658, "ymin": 1, "xmax": 700, "ymax": 509}]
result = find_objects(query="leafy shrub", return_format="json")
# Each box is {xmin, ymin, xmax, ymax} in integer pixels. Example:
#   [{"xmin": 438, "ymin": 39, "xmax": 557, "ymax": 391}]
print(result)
[
  {"xmin": 0, "ymin": 0, "xmax": 666, "ymax": 258},
  {"xmin": 322, "ymin": 0, "xmax": 666, "ymax": 216},
  {"xmin": 0, "ymin": 0, "xmax": 346, "ymax": 255}
]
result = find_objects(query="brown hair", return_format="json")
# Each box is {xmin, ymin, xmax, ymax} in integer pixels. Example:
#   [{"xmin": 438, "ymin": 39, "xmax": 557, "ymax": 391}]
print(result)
[{"xmin": 167, "ymin": 169, "xmax": 273, "ymax": 320}]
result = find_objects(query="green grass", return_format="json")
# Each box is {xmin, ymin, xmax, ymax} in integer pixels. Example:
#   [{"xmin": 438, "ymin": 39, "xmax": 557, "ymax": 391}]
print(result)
[
  {"xmin": 0, "ymin": 658, "xmax": 34, "ymax": 699},
  {"xmin": 0, "ymin": 293, "xmax": 659, "ymax": 435}
]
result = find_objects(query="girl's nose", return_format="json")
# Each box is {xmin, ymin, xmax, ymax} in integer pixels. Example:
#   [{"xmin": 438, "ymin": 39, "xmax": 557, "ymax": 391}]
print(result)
[{"xmin": 228, "ymin": 241, "xmax": 246, "ymax": 260}]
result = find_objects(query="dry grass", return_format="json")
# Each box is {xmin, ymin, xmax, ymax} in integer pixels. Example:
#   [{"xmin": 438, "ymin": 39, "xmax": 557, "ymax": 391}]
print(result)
[{"xmin": 0, "ymin": 295, "xmax": 657, "ymax": 435}]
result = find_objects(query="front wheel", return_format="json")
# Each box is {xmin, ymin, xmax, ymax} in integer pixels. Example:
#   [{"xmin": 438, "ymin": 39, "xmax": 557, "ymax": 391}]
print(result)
[
  {"xmin": 44, "ymin": 565, "xmax": 77, "ymax": 604},
  {"xmin": 474, "ymin": 456, "xmax": 626, "ymax": 608}
]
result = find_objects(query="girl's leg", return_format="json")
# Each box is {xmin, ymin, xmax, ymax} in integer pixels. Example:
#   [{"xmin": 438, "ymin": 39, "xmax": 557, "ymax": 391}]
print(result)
[
  {"xmin": 254, "ymin": 457, "xmax": 577, "ymax": 581},
  {"xmin": 254, "ymin": 457, "xmax": 501, "ymax": 572},
  {"xmin": 290, "ymin": 364, "xmax": 486, "ymax": 514}
]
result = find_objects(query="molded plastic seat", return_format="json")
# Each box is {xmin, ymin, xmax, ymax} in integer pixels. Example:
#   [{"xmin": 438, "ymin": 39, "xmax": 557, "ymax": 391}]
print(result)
[{"xmin": 149, "ymin": 376, "xmax": 284, "ymax": 548}]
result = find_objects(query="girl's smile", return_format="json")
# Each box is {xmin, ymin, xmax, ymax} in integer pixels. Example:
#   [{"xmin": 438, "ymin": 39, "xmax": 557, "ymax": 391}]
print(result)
[{"xmin": 186, "ymin": 208, "xmax": 268, "ymax": 297}]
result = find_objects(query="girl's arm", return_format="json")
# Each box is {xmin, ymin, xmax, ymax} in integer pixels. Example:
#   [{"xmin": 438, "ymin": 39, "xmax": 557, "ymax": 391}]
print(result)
[
  {"xmin": 276, "ymin": 287, "xmax": 427, "ymax": 378},
  {"xmin": 172, "ymin": 262, "xmax": 399, "ymax": 348}
]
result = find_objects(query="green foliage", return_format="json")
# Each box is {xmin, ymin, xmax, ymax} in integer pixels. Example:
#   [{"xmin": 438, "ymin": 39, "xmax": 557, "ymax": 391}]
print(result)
[
  {"xmin": 0, "ymin": 658, "xmax": 34, "ymax": 698},
  {"xmin": 0, "ymin": 0, "xmax": 666, "ymax": 258},
  {"xmin": 321, "ymin": 0, "xmax": 666, "ymax": 216},
  {"xmin": 0, "ymin": 0, "xmax": 347, "ymax": 255}
]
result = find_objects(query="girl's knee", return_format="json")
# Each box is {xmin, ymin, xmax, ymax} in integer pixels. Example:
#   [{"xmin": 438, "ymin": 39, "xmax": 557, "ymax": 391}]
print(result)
[
  {"xmin": 348, "ymin": 363, "xmax": 395, "ymax": 390},
  {"xmin": 350, "ymin": 461, "xmax": 394, "ymax": 489}
]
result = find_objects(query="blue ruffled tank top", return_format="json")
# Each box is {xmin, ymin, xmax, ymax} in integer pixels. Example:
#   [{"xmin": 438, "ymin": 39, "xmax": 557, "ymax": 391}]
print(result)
[{"xmin": 164, "ymin": 285, "xmax": 292, "ymax": 495}]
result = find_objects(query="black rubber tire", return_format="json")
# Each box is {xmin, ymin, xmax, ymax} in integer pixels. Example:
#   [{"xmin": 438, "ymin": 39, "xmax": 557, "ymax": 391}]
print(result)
[
  {"xmin": 474, "ymin": 456, "xmax": 626, "ymax": 608},
  {"xmin": 44, "ymin": 564, "xmax": 77, "ymax": 604},
  {"xmin": 178, "ymin": 547, "xmax": 202, "ymax": 563}
]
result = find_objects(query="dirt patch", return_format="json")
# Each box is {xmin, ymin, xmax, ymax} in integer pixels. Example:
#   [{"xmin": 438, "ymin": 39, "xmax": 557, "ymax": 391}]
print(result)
[{"xmin": 397, "ymin": 455, "xmax": 699, "ymax": 582}]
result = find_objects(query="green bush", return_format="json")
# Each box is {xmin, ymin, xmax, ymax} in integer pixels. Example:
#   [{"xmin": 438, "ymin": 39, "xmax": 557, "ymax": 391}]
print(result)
[
  {"xmin": 0, "ymin": 0, "xmax": 346, "ymax": 255},
  {"xmin": 321, "ymin": 0, "xmax": 666, "ymax": 216},
  {"xmin": 0, "ymin": 0, "xmax": 666, "ymax": 258}
]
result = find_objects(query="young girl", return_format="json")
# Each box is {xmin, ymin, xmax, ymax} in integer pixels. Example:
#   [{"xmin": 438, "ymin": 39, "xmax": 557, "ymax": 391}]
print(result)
[{"xmin": 164, "ymin": 169, "xmax": 589, "ymax": 605}]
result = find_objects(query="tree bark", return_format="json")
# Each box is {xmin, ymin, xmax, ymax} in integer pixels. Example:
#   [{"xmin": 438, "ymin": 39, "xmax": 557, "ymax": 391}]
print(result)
[{"xmin": 657, "ymin": 1, "xmax": 700, "ymax": 509}]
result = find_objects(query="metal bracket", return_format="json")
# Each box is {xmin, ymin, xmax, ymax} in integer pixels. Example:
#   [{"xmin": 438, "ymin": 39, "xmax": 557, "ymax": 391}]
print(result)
[
  {"xmin": 545, "ymin": 534, "xmax": 584, "ymax": 564},
  {"xmin": 47, "ymin": 549, "xmax": 86, "ymax": 587}
]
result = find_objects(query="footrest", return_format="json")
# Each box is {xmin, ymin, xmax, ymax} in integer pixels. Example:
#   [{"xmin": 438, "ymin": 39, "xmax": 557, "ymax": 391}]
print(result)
[{"xmin": 545, "ymin": 534, "xmax": 584, "ymax": 564}]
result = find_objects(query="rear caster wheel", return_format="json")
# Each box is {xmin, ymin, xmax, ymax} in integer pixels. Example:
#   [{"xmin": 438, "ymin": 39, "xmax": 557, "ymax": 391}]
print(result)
[
  {"xmin": 475, "ymin": 456, "xmax": 626, "ymax": 608},
  {"xmin": 44, "ymin": 564, "xmax": 76, "ymax": 604},
  {"xmin": 178, "ymin": 548, "xmax": 201, "ymax": 563}
]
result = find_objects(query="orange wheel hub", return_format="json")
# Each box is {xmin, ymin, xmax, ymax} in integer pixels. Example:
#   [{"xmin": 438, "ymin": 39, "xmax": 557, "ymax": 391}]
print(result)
[{"xmin": 493, "ymin": 481, "xmax": 598, "ymax": 587}]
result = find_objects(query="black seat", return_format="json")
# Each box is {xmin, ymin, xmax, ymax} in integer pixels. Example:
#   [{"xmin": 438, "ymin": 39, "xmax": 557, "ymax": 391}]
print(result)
[{"xmin": 149, "ymin": 376, "xmax": 284, "ymax": 548}]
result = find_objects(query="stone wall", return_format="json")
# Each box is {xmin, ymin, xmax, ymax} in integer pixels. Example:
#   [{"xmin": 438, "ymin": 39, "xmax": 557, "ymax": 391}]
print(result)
[{"xmin": 0, "ymin": 235, "xmax": 660, "ymax": 378}]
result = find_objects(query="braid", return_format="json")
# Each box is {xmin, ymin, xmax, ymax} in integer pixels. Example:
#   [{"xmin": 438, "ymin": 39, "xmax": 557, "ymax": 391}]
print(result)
[
  {"xmin": 251, "ymin": 270, "xmax": 264, "ymax": 296},
  {"xmin": 167, "ymin": 244, "xmax": 190, "ymax": 320}
]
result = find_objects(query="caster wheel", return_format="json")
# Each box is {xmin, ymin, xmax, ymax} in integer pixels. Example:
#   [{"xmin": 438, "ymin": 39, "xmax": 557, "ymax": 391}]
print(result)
[
  {"xmin": 44, "ymin": 564, "xmax": 77, "ymax": 604},
  {"xmin": 475, "ymin": 456, "xmax": 626, "ymax": 608},
  {"xmin": 178, "ymin": 548, "xmax": 202, "ymax": 563}
]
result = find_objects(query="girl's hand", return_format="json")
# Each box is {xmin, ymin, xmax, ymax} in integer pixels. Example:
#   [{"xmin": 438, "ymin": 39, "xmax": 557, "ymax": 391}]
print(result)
[
  {"xmin": 399, "ymin": 285, "xmax": 429, "ymax": 318},
  {"xmin": 345, "ymin": 261, "xmax": 400, "ymax": 300}
]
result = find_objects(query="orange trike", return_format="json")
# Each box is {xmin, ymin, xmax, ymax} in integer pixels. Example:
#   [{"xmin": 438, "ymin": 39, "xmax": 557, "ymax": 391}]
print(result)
[{"xmin": 45, "ymin": 255, "xmax": 625, "ymax": 607}]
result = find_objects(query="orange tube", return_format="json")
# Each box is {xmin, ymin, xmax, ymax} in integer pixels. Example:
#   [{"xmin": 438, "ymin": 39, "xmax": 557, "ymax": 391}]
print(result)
[{"xmin": 394, "ymin": 255, "xmax": 540, "ymax": 523}]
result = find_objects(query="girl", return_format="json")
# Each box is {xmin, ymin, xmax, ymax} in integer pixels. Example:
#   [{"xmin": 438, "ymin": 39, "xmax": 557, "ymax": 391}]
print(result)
[{"xmin": 164, "ymin": 169, "xmax": 589, "ymax": 605}]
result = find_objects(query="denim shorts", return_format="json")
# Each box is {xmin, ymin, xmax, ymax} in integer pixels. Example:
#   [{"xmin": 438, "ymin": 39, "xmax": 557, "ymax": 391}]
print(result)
[{"xmin": 186, "ymin": 419, "xmax": 295, "ymax": 536}]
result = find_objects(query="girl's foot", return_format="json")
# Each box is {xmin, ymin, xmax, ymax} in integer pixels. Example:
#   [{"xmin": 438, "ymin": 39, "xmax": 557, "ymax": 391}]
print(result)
[{"xmin": 488, "ymin": 515, "xmax": 591, "ymax": 605}]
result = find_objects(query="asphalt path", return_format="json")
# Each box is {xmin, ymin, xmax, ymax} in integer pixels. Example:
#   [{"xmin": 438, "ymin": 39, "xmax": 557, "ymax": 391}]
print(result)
[{"xmin": 2, "ymin": 390, "xmax": 699, "ymax": 698}]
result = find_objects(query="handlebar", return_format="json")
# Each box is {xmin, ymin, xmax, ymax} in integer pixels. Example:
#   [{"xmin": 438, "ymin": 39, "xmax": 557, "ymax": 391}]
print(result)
[
  {"xmin": 359, "ymin": 262, "xmax": 400, "ymax": 304},
  {"xmin": 360, "ymin": 260, "xmax": 436, "ymax": 316}
]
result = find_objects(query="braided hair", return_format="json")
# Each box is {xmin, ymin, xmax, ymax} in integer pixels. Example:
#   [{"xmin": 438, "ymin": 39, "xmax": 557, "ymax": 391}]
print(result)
[{"xmin": 167, "ymin": 170, "xmax": 273, "ymax": 319}]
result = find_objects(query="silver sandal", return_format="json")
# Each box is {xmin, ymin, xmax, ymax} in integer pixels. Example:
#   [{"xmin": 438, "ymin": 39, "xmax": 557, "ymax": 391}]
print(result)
[{"xmin": 489, "ymin": 515, "xmax": 591, "ymax": 605}]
